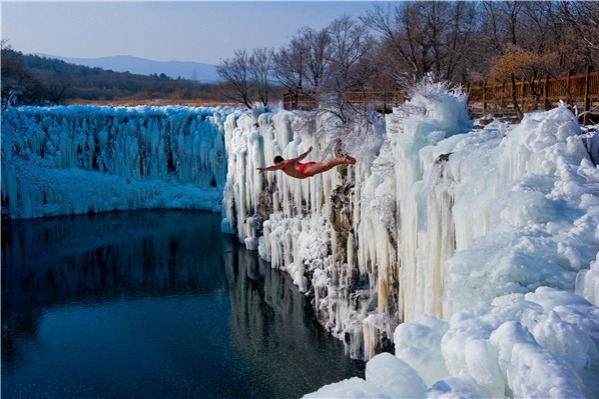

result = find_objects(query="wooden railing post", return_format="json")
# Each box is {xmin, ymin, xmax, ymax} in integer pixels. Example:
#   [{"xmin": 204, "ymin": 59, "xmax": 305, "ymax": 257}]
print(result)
[
  {"xmin": 544, "ymin": 76, "xmax": 549, "ymax": 110},
  {"xmin": 522, "ymin": 75, "xmax": 527, "ymax": 112},
  {"xmin": 583, "ymin": 65, "xmax": 591, "ymax": 124},
  {"xmin": 482, "ymin": 81, "xmax": 487, "ymax": 113},
  {"xmin": 501, "ymin": 82, "xmax": 506, "ymax": 113},
  {"xmin": 567, "ymin": 70, "xmax": 573, "ymax": 108}
]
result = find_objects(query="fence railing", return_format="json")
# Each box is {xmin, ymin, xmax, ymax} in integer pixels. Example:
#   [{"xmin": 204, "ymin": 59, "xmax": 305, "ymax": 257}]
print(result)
[
  {"xmin": 283, "ymin": 91, "xmax": 404, "ymax": 113},
  {"xmin": 282, "ymin": 68, "xmax": 599, "ymax": 123},
  {"xmin": 467, "ymin": 68, "xmax": 599, "ymax": 123}
]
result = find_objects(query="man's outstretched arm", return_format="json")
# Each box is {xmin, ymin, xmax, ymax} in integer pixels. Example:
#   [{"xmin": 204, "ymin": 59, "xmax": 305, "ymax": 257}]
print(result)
[
  {"xmin": 257, "ymin": 163, "xmax": 284, "ymax": 173},
  {"xmin": 294, "ymin": 146, "xmax": 313, "ymax": 162}
]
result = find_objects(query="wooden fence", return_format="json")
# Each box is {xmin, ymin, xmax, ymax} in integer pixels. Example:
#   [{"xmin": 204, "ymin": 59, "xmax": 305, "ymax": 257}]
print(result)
[
  {"xmin": 283, "ymin": 91, "xmax": 404, "ymax": 113},
  {"xmin": 282, "ymin": 68, "xmax": 599, "ymax": 123},
  {"xmin": 467, "ymin": 68, "xmax": 599, "ymax": 123}
]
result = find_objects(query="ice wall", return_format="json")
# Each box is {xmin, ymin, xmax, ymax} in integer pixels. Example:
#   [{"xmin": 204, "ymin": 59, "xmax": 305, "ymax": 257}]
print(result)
[
  {"xmin": 223, "ymin": 84, "xmax": 599, "ymax": 396},
  {"xmin": 222, "ymin": 104, "xmax": 392, "ymax": 359},
  {"xmin": 222, "ymin": 83, "xmax": 477, "ymax": 358},
  {"xmin": 1, "ymin": 105, "xmax": 232, "ymax": 219}
]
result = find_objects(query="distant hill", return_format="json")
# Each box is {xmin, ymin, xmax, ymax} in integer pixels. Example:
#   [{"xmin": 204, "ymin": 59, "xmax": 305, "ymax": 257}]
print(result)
[
  {"xmin": 35, "ymin": 54, "xmax": 221, "ymax": 83},
  {"xmin": 2, "ymin": 49, "xmax": 229, "ymax": 105}
]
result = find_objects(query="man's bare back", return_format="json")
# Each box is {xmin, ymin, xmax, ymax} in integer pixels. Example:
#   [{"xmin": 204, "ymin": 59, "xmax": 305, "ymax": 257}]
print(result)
[{"xmin": 257, "ymin": 146, "xmax": 356, "ymax": 179}]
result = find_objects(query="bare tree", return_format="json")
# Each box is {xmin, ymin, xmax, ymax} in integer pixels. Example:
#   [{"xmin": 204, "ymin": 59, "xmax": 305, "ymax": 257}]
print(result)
[
  {"xmin": 218, "ymin": 0, "xmax": 599, "ymax": 119},
  {"xmin": 360, "ymin": 3, "xmax": 420, "ymax": 78},
  {"xmin": 272, "ymin": 26, "xmax": 332, "ymax": 109},
  {"xmin": 321, "ymin": 15, "xmax": 377, "ymax": 120},
  {"xmin": 217, "ymin": 49, "xmax": 252, "ymax": 108},
  {"xmin": 558, "ymin": 1, "xmax": 599, "ymax": 70},
  {"xmin": 480, "ymin": 1, "xmax": 528, "ymax": 120},
  {"xmin": 301, "ymin": 26, "xmax": 333, "ymax": 91},
  {"xmin": 1, "ymin": 46, "xmax": 44, "ymax": 107},
  {"xmin": 438, "ymin": 1, "xmax": 479, "ymax": 83},
  {"xmin": 249, "ymin": 47, "xmax": 274, "ymax": 106},
  {"xmin": 478, "ymin": 1, "xmax": 598, "ymax": 119},
  {"xmin": 272, "ymin": 36, "xmax": 308, "ymax": 108},
  {"xmin": 39, "ymin": 71, "xmax": 70, "ymax": 103},
  {"xmin": 361, "ymin": 2, "xmax": 478, "ymax": 83}
]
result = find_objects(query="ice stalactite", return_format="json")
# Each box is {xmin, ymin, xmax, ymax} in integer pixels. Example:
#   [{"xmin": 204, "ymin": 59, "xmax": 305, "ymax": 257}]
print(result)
[
  {"xmin": 387, "ymin": 82, "xmax": 473, "ymax": 324},
  {"xmin": 222, "ymin": 105, "xmax": 388, "ymax": 359},
  {"xmin": 1, "ymin": 105, "xmax": 230, "ymax": 219}
]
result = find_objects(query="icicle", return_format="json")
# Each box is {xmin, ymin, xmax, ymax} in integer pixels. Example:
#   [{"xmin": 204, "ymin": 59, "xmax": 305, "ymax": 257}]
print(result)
[{"xmin": 2, "ymin": 105, "xmax": 228, "ymax": 219}]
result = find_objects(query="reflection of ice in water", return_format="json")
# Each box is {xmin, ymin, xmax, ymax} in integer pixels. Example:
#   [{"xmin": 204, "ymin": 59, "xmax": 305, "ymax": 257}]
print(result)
[
  {"xmin": 1, "ymin": 210, "xmax": 363, "ymax": 399},
  {"xmin": 226, "ymin": 246, "xmax": 365, "ymax": 397}
]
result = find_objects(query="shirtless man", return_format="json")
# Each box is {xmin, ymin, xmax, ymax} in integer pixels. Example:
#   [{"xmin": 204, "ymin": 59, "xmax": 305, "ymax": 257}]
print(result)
[{"xmin": 257, "ymin": 146, "xmax": 356, "ymax": 179}]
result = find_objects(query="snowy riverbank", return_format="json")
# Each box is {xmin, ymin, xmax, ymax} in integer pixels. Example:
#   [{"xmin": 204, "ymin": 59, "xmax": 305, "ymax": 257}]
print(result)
[{"xmin": 2, "ymin": 85, "xmax": 599, "ymax": 397}]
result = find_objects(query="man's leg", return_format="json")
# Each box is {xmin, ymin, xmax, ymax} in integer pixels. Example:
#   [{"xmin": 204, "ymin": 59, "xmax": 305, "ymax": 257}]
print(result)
[{"xmin": 302, "ymin": 156, "xmax": 355, "ymax": 176}]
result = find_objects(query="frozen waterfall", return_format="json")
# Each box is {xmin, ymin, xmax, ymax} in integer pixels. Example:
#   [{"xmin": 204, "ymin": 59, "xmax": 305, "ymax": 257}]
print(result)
[
  {"xmin": 1, "ymin": 105, "xmax": 231, "ymax": 218},
  {"xmin": 222, "ymin": 85, "xmax": 599, "ymax": 397},
  {"xmin": 222, "ymin": 84, "xmax": 482, "ymax": 358}
]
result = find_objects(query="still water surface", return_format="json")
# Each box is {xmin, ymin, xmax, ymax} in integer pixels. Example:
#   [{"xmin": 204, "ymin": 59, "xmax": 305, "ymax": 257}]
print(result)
[{"xmin": 1, "ymin": 210, "xmax": 364, "ymax": 398}]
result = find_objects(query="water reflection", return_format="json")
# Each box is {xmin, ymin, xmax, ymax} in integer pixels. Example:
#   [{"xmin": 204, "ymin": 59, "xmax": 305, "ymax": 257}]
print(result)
[
  {"xmin": 2, "ymin": 211, "xmax": 363, "ymax": 398},
  {"xmin": 225, "ymin": 247, "xmax": 363, "ymax": 398}
]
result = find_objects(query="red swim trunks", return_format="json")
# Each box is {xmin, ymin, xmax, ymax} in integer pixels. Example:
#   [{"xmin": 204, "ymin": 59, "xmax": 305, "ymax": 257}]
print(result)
[{"xmin": 298, "ymin": 162, "xmax": 316, "ymax": 177}]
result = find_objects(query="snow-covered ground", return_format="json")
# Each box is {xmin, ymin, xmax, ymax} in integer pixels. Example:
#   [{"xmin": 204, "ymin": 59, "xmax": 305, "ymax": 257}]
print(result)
[{"xmin": 2, "ymin": 82, "xmax": 599, "ymax": 397}]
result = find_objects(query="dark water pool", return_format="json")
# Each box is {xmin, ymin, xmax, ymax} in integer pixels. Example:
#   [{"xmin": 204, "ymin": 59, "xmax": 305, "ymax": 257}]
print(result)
[{"xmin": 1, "ymin": 210, "xmax": 364, "ymax": 399}]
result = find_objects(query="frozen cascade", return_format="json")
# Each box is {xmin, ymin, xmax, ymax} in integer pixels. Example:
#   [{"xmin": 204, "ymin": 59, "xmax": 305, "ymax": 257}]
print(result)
[
  {"xmin": 1, "ymin": 105, "xmax": 231, "ymax": 219},
  {"xmin": 222, "ymin": 105, "xmax": 392, "ymax": 359},
  {"xmin": 222, "ymin": 83, "xmax": 479, "ymax": 359},
  {"xmin": 222, "ymin": 83, "xmax": 599, "ymax": 397}
]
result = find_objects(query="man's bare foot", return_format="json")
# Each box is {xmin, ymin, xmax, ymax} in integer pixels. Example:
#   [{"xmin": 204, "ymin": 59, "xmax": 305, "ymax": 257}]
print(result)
[{"xmin": 344, "ymin": 155, "xmax": 356, "ymax": 164}]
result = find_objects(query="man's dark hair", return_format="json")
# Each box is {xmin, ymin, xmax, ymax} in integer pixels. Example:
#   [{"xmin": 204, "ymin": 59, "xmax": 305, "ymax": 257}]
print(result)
[{"xmin": 274, "ymin": 156, "xmax": 284, "ymax": 164}]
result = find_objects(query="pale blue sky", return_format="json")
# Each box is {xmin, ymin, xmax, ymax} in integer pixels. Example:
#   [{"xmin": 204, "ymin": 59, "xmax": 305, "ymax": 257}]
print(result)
[{"xmin": 2, "ymin": 1, "xmax": 386, "ymax": 64}]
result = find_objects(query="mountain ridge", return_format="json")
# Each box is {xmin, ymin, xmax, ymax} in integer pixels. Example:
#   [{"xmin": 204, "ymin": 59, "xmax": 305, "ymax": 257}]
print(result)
[{"xmin": 34, "ymin": 53, "xmax": 220, "ymax": 83}]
